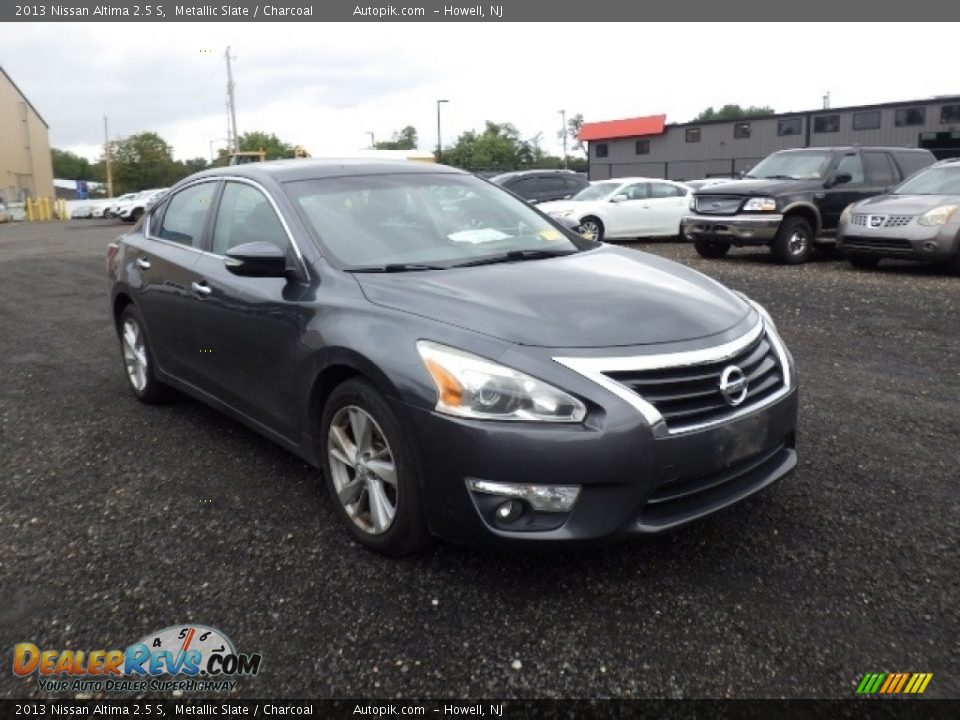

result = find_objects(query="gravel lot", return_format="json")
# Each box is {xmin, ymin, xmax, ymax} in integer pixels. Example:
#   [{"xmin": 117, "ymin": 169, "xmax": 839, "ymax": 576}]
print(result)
[{"xmin": 1, "ymin": 220, "xmax": 957, "ymax": 699}]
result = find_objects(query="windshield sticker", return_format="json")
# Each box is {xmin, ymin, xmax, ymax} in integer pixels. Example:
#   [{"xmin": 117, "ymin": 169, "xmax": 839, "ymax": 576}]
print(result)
[
  {"xmin": 448, "ymin": 229, "xmax": 511, "ymax": 244},
  {"xmin": 539, "ymin": 229, "xmax": 564, "ymax": 241}
]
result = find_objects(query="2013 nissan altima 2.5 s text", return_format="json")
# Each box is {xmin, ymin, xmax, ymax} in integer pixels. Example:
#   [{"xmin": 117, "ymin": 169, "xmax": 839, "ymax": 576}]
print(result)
[{"xmin": 107, "ymin": 160, "xmax": 798, "ymax": 556}]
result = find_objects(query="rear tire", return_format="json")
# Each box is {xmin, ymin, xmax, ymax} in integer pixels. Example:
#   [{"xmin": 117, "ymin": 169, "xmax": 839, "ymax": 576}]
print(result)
[
  {"xmin": 948, "ymin": 253, "xmax": 960, "ymax": 276},
  {"xmin": 847, "ymin": 254, "xmax": 881, "ymax": 270},
  {"xmin": 118, "ymin": 304, "xmax": 168, "ymax": 404},
  {"xmin": 578, "ymin": 216, "xmax": 604, "ymax": 242},
  {"xmin": 320, "ymin": 379, "xmax": 432, "ymax": 557},
  {"xmin": 693, "ymin": 236, "xmax": 731, "ymax": 258},
  {"xmin": 771, "ymin": 216, "xmax": 813, "ymax": 264}
]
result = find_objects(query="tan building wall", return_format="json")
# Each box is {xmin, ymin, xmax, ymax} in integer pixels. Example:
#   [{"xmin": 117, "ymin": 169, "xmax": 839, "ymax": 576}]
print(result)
[{"xmin": 0, "ymin": 67, "xmax": 55, "ymax": 204}]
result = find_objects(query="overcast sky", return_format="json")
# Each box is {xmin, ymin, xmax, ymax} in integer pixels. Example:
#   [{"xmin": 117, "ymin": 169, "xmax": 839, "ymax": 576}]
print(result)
[{"xmin": 2, "ymin": 23, "xmax": 959, "ymax": 163}]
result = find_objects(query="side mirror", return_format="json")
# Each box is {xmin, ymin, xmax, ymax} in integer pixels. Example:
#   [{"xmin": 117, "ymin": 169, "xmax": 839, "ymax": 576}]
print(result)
[
  {"xmin": 224, "ymin": 241, "xmax": 287, "ymax": 278},
  {"xmin": 829, "ymin": 172, "xmax": 853, "ymax": 187},
  {"xmin": 610, "ymin": 194, "xmax": 628, "ymax": 203}
]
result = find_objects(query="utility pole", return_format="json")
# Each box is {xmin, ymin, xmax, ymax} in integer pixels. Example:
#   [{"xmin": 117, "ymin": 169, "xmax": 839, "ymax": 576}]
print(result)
[
  {"xmin": 436, "ymin": 99, "xmax": 449, "ymax": 163},
  {"xmin": 559, "ymin": 109, "xmax": 567, "ymax": 169},
  {"xmin": 367, "ymin": 131, "xmax": 376, "ymax": 148},
  {"xmin": 225, "ymin": 47, "xmax": 239, "ymax": 153},
  {"xmin": 104, "ymin": 116, "xmax": 113, "ymax": 198}
]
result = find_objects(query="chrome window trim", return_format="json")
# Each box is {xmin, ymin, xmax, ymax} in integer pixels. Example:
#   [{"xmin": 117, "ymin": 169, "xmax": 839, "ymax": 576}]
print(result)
[
  {"xmin": 145, "ymin": 176, "xmax": 310, "ymax": 280},
  {"xmin": 554, "ymin": 317, "xmax": 793, "ymax": 438}
]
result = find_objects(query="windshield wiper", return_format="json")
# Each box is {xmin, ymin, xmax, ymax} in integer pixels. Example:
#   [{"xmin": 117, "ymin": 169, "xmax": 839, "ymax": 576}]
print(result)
[
  {"xmin": 449, "ymin": 248, "xmax": 578, "ymax": 269},
  {"xmin": 759, "ymin": 174, "xmax": 797, "ymax": 180},
  {"xmin": 347, "ymin": 263, "xmax": 445, "ymax": 273}
]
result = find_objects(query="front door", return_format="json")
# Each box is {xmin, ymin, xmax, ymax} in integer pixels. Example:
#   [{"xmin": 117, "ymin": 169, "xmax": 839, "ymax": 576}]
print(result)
[{"xmin": 189, "ymin": 180, "xmax": 306, "ymax": 441}]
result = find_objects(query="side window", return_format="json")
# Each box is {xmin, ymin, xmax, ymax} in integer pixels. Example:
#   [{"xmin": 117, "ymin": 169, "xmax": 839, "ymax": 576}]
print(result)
[
  {"xmin": 508, "ymin": 178, "xmax": 539, "ymax": 199},
  {"xmin": 863, "ymin": 152, "xmax": 897, "ymax": 186},
  {"xmin": 619, "ymin": 183, "xmax": 649, "ymax": 200},
  {"xmin": 835, "ymin": 154, "xmax": 865, "ymax": 185},
  {"xmin": 563, "ymin": 175, "xmax": 585, "ymax": 190},
  {"xmin": 536, "ymin": 176, "xmax": 567, "ymax": 197},
  {"xmin": 156, "ymin": 182, "xmax": 217, "ymax": 247},
  {"xmin": 212, "ymin": 182, "xmax": 290, "ymax": 256},
  {"xmin": 649, "ymin": 183, "xmax": 684, "ymax": 198}
]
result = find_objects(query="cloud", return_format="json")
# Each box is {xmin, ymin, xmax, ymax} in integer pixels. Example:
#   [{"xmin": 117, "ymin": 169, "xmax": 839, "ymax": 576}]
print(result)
[{"xmin": 2, "ymin": 22, "xmax": 958, "ymax": 162}]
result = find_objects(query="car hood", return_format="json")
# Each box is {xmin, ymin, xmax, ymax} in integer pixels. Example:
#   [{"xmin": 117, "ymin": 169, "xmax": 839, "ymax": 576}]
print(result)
[
  {"xmin": 695, "ymin": 178, "xmax": 819, "ymax": 196},
  {"xmin": 353, "ymin": 246, "xmax": 750, "ymax": 348},
  {"xmin": 854, "ymin": 194, "xmax": 960, "ymax": 214}
]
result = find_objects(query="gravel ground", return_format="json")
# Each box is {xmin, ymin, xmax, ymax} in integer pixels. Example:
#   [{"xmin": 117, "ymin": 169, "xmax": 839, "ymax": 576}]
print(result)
[{"xmin": 0, "ymin": 221, "xmax": 957, "ymax": 700}]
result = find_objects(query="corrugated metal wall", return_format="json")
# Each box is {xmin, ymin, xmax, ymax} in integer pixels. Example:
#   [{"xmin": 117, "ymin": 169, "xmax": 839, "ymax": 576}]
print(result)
[{"xmin": 589, "ymin": 99, "xmax": 960, "ymax": 181}]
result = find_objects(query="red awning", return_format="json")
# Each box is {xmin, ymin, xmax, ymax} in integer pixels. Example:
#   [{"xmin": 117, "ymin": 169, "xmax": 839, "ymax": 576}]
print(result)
[{"xmin": 578, "ymin": 115, "xmax": 666, "ymax": 142}]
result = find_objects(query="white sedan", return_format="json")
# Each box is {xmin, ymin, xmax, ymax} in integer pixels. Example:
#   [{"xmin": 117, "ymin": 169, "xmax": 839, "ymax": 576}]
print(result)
[{"xmin": 539, "ymin": 177, "xmax": 690, "ymax": 242}]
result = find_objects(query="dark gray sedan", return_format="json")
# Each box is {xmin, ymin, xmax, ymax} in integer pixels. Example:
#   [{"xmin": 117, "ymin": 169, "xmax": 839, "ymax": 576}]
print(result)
[
  {"xmin": 107, "ymin": 160, "xmax": 798, "ymax": 555},
  {"xmin": 838, "ymin": 158, "xmax": 960, "ymax": 272}
]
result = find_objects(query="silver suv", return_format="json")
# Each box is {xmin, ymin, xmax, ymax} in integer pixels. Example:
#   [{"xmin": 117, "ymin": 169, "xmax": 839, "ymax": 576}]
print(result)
[{"xmin": 837, "ymin": 158, "xmax": 960, "ymax": 273}]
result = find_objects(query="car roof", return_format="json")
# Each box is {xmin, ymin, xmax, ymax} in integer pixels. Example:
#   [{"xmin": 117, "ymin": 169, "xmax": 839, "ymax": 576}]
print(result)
[
  {"xmin": 599, "ymin": 176, "xmax": 683, "ymax": 184},
  {"xmin": 189, "ymin": 159, "xmax": 467, "ymax": 184},
  {"xmin": 774, "ymin": 146, "xmax": 932, "ymax": 154}
]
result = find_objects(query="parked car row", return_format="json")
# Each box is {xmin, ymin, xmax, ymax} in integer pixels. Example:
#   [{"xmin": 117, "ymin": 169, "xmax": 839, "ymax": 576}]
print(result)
[
  {"xmin": 71, "ymin": 188, "xmax": 170, "ymax": 222},
  {"xmin": 679, "ymin": 146, "xmax": 960, "ymax": 273}
]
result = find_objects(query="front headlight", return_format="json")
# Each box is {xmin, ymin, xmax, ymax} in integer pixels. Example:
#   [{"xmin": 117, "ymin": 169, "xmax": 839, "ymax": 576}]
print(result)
[
  {"xmin": 918, "ymin": 205, "xmax": 958, "ymax": 226},
  {"xmin": 417, "ymin": 341, "xmax": 586, "ymax": 423},
  {"xmin": 689, "ymin": 197, "xmax": 697, "ymax": 211},
  {"xmin": 742, "ymin": 197, "xmax": 777, "ymax": 212},
  {"xmin": 550, "ymin": 210, "xmax": 575, "ymax": 219},
  {"xmin": 839, "ymin": 203, "xmax": 856, "ymax": 225}
]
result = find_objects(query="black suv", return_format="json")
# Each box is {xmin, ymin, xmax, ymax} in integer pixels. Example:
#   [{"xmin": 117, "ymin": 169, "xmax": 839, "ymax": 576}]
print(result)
[
  {"xmin": 681, "ymin": 147, "xmax": 935, "ymax": 264},
  {"xmin": 490, "ymin": 170, "xmax": 589, "ymax": 205}
]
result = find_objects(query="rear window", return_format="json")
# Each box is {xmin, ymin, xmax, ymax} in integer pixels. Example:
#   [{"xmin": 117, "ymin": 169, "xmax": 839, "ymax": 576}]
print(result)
[{"xmin": 894, "ymin": 151, "xmax": 936, "ymax": 179}]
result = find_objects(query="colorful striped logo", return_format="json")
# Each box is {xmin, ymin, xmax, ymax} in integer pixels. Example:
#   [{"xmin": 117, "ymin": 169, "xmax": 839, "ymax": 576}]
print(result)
[{"xmin": 856, "ymin": 672, "xmax": 933, "ymax": 695}]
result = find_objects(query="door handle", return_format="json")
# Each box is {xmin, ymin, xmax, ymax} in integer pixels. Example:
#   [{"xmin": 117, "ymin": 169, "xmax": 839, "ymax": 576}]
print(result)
[
  {"xmin": 136, "ymin": 257, "xmax": 151, "ymax": 270},
  {"xmin": 191, "ymin": 281, "xmax": 212, "ymax": 296}
]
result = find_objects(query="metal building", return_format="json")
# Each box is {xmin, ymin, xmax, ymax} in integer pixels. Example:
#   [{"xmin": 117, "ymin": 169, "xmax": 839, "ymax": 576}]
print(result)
[
  {"xmin": 581, "ymin": 96, "xmax": 960, "ymax": 182},
  {"xmin": 0, "ymin": 65, "xmax": 55, "ymax": 205}
]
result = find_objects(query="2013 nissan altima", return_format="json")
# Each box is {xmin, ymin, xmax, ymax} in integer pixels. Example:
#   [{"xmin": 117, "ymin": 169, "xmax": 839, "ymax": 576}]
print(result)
[{"xmin": 107, "ymin": 160, "xmax": 798, "ymax": 556}]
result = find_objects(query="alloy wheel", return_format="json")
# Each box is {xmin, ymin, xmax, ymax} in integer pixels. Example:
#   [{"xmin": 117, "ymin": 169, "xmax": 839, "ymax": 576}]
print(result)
[
  {"xmin": 327, "ymin": 406, "xmax": 398, "ymax": 535},
  {"xmin": 788, "ymin": 230, "xmax": 809, "ymax": 256},
  {"xmin": 579, "ymin": 220, "xmax": 600, "ymax": 241},
  {"xmin": 121, "ymin": 318, "xmax": 148, "ymax": 393}
]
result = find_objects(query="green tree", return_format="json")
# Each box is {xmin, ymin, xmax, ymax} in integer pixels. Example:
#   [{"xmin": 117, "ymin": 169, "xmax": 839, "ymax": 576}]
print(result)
[
  {"xmin": 107, "ymin": 132, "xmax": 180, "ymax": 194},
  {"xmin": 693, "ymin": 104, "xmax": 775, "ymax": 122},
  {"xmin": 376, "ymin": 125, "xmax": 418, "ymax": 150},
  {"xmin": 442, "ymin": 121, "xmax": 534, "ymax": 171},
  {"xmin": 51, "ymin": 148, "xmax": 92, "ymax": 180},
  {"xmin": 237, "ymin": 131, "xmax": 294, "ymax": 160},
  {"xmin": 567, "ymin": 113, "xmax": 585, "ymax": 153}
]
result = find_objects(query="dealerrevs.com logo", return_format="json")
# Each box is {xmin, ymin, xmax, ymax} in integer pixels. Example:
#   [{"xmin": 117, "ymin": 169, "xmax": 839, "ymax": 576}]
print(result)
[{"xmin": 13, "ymin": 625, "xmax": 262, "ymax": 693}]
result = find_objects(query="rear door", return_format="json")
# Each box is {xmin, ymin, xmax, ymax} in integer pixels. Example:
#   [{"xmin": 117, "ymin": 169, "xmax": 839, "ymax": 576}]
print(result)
[
  {"xmin": 863, "ymin": 151, "xmax": 899, "ymax": 194},
  {"xmin": 646, "ymin": 182, "xmax": 689, "ymax": 236},
  {"xmin": 536, "ymin": 175, "xmax": 569, "ymax": 203},
  {"xmin": 188, "ymin": 179, "xmax": 306, "ymax": 441},
  {"xmin": 129, "ymin": 180, "xmax": 219, "ymax": 383}
]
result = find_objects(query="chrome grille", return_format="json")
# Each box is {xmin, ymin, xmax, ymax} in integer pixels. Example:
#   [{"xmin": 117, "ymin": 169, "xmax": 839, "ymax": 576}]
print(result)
[
  {"xmin": 604, "ymin": 332, "xmax": 785, "ymax": 432},
  {"xmin": 695, "ymin": 196, "xmax": 743, "ymax": 215},
  {"xmin": 851, "ymin": 213, "xmax": 914, "ymax": 228}
]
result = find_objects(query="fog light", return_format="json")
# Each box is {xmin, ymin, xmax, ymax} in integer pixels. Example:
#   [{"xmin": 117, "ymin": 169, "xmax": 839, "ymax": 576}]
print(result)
[
  {"xmin": 495, "ymin": 500, "xmax": 524, "ymax": 522},
  {"xmin": 466, "ymin": 479, "xmax": 581, "ymax": 512},
  {"xmin": 923, "ymin": 241, "xmax": 937, "ymax": 252}
]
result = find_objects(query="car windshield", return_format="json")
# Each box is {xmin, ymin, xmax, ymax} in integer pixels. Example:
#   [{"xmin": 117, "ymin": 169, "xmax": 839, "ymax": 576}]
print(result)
[
  {"xmin": 893, "ymin": 166, "xmax": 960, "ymax": 195},
  {"xmin": 745, "ymin": 151, "xmax": 833, "ymax": 180},
  {"xmin": 571, "ymin": 182, "xmax": 621, "ymax": 201},
  {"xmin": 285, "ymin": 173, "xmax": 584, "ymax": 270}
]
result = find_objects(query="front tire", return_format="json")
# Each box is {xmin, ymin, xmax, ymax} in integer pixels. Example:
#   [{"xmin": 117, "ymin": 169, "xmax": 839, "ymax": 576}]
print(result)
[
  {"xmin": 578, "ymin": 216, "xmax": 604, "ymax": 242},
  {"xmin": 771, "ymin": 216, "xmax": 813, "ymax": 264},
  {"xmin": 693, "ymin": 236, "xmax": 731, "ymax": 258},
  {"xmin": 118, "ymin": 304, "xmax": 168, "ymax": 404},
  {"xmin": 320, "ymin": 379, "xmax": 431, "ymax": 556}
]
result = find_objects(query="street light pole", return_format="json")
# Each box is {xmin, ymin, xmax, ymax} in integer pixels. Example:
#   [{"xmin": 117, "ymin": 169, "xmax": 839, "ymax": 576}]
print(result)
[
  {"xmin": 559, "ymin": 109, "xmax": 568, "ymax": 169},
  {"xmin": 367, "ymin": 131, "xmax": 376, "ymax": 149},
  {"xmin": 436, "ymin": 99, "xmax": 449, "ymax": 163}
]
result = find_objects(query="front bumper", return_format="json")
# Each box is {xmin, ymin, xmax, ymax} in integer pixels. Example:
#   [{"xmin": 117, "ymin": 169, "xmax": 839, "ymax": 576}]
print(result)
[
  {"xmin": 401, "ymin": 386, "xmax": 798, "ymax": 549},
  {"xmin": 682, "ymin": 214, "xmax": 782, "ymax": 245},
  {"xmin": 837, "ymin": 224, "xmax": 960, "ymax": 262}
]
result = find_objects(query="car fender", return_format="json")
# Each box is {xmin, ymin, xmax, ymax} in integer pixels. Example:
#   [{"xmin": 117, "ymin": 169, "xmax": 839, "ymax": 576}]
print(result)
[{"xmin": 780, "ymin": 200, "xmax": 822, "ymax": 234}]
